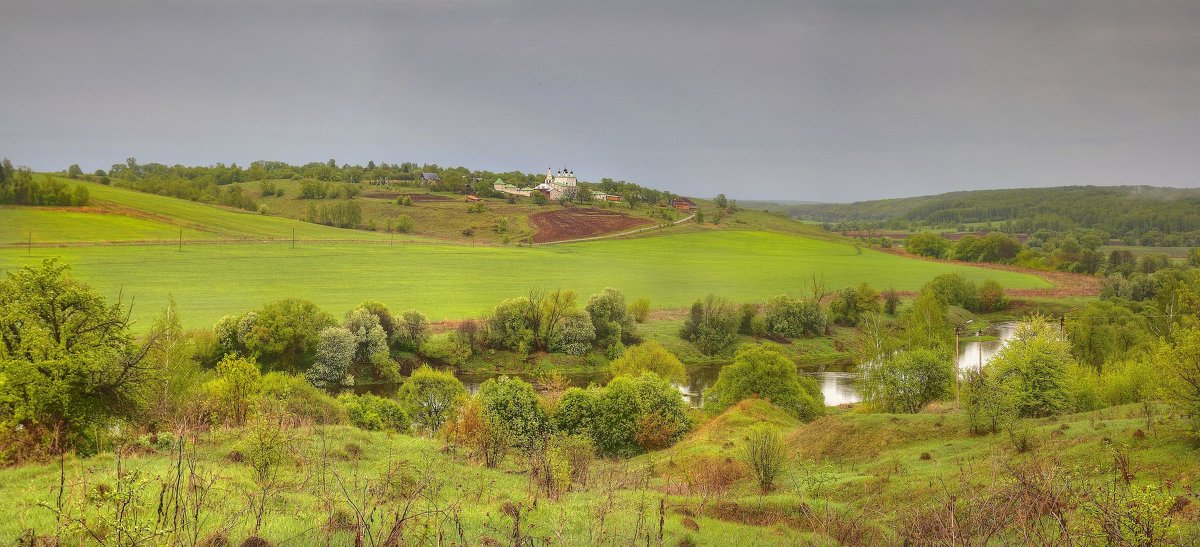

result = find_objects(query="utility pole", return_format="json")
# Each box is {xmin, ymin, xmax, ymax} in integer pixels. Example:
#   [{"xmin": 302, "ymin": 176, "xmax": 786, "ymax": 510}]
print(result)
[
  {"xmin": 954, "ymin": 325, "xmax": 961, "ymax": 391},
  {"xmin": 292, "ymin": 228, "xmax": 295, "ymax": 249},
  {"xmin": 178, "ymin": 228, "xmax": 182, "ymax": 252},
  {"xmin": 28, "ymin": 232, "xmax": 32, "ymax": 256}
]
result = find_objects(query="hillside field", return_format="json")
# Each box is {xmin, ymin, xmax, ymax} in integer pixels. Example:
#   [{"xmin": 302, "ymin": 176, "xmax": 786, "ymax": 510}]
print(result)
[
  {"xmin": 0, "ymin": 230, "xmax": 1049, "ymax": 330},
  {"xmin": 1, "ymin": 176, "xmax": 404, "ymax": 244},
  {"xmin": 2, "ymin": 400, "xmax": 1195, "ymax": 544}
]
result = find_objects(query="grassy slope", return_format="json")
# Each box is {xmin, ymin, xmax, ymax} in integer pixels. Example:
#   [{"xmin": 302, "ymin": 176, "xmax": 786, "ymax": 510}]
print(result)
[
  {"xmin": 0, "ymin": 230, "xmax": 1049, "ymax": 329},
  {"xmin": 0, "ymin": 207, "xmax": 216, "ymax": 243},
  {"xmin": 7, "ymin": 175, "xmax": 809, "ymax": 246},
  {"xmin": 244, "ymin": 179, "xmax": 678, "ymax": 245},
  {"xmin": 3, "ymin": 401, "xmax": 1195, "ymax": 544},
  {"xmin": 1, "ymin": 176, "xmax": 406, "ymax": 244},
  {"xmin": 0, "ymin": 425, "xmax": 806, "ymax": 545},
  {"xmin": 639, "ymin": 400, "xmax": 1200, "ymax": 543}
]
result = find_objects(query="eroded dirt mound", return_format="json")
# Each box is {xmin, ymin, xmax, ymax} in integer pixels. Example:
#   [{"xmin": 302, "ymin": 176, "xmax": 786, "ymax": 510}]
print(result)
[{"xmin": 529, "ymin": 208, "xmax": 653, "ymax": 243}]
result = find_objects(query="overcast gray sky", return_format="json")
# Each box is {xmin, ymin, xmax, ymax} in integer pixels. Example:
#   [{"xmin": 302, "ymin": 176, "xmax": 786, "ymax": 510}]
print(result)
[{"xmin": 2, "ymin": 0, "xmax": 1198, "ymax": 201}]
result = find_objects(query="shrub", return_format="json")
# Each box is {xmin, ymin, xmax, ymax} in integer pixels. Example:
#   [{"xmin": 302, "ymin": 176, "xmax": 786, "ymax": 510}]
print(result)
[
  {"xmin": 977, "ymin": 280, "xmax": 1008, "ymax": 312},
  {"xmin": 704, "ymin": 344, "xmax": 824, "ymax": 420},
  {"xmin": 740, "ymin": 427, "xmax": 786, "ymax": 493},
  {"xmin": 628, "ymin": 297, "xmax": 651, "ymax": 323},
  {"xmin": 395, "ymin": 365, "xmax": 467, "ymax": 433},
  {"xmin": 900, "ymin": 290, "xmax": 955, "ymax": 350},
  {"xmin": 738, "ymin": 303, "xmax": 759, "ymax": 334},
  {"xmin": 354, "ymin": 301, "xmax": 399, "ymax": 342},
  {"xmin": 859, "ymin": 347, "xmax": 954, "ymax": 413},
  {"xmin": 394, "ymin": 310, "xmax": 430, "ymax": 352},
  {"xmin": 553, "ymin": 388, "xmax": 596, "ymax": 436},
  {"xmin": 553, "ymin": 374, "xmax": 690, "ymax": 457},
  {"xmin": 243, "ymin": 298, "xmax": 336, "ymax": 373},
  {"xmin": 306, "ymin": 327, "xmax": 356, "ymax": 389},
  {"xmin": 829, "ymin": 283, "xmax": 881, "ymax": 327},
  {"xmin": 443, "ymin": 396, "xmax": 507, "ymax": 467},
  {"xmin": 549, "ymin": 312, "xmax": 596, "ymax": 356},
  {"xmin": 477, "ymin": 376, "xmax": 550, "ymax": 452},
  {"xmin": 763, "ymin": 294, "xmax": 825, "ymax": 337},
  {"xmin": 343, "ymin": 308, "xmax": 392, "ymax": 382},
  {"xmin": 959, "ymin": 367, "xmax": 1013, "ymax": 435},
  {"xmin": 339, "ymin": 393, "xmax": 410, "ymax": 432},
  {"xmin": 881, "ymin": 288, "xmax": 901, "ymax": 315},
  {"xmin": 680, "ymin": 295, "xmax": 741, "ymax": 355},
  {"xmin": 1159, "ymin": 327, "xmax": 1200, "ymax": 437},
  {"xmin": 197, "ymin": 356, "xmax": 263, "ymax": 426},
  {"xmin": 531, "ymin": 433, "xmax": 596, "ymax": 499},
  {"xmin": 487, "ymin": 297, "xmax": 535, "ymax": 352},
  {"xmin": 924, "ymin": 274, "xmax": 979, "ymax": 311},
  {"xmin": 989, "ymin": 316, "xmax": 1073, "ymax": 418},
  {"xmin": 395, "ymin": 214, "xmax": 415, "ymax": 232},
  {"xmin": 259, "ymin": 372, "xmax": 346, "ymax": 424},
  {"xmin": 609, "ymin": 341, "xmax": 687, "ymax": 385},
  {"xmin": 905, "ymin": 232, "xmax": 951, "ymax": 258},
  {"xmin": 586, "ymin": 288, "xmax": 636, "ymax": 346},
  {"xmin": 591, "ymin": 374, "xmax": 691, "ymax": 457}
]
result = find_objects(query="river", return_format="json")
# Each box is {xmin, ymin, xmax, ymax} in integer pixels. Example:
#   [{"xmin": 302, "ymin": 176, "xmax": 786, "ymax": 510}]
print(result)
[{"xmin": 364, "ymin": 321, "xmax": 1020, "ymax": 407}]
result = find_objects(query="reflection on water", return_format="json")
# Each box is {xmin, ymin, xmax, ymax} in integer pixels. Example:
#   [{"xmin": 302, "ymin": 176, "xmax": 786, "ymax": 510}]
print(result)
[
  {"xmin": 957, "ymin": 322, "xmax": 1017, "ymax": 372},
  {"xmin": 807, "ymin": 371, "xmax": 860, "ymax": 406},
  {"xmin": 361, "ymin": 322, "xmax": 1020, "ymax": 407}
]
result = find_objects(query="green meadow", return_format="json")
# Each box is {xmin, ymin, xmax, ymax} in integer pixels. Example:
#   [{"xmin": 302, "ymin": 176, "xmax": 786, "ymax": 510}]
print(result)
[
  {"xmin": 2, "ymin": 401, "xmax": 1194, "ymax": 544},
  {"xmin": 1, "ymin": 177, "xmax": 402, "ymax": 243},
  {"xmin": 0, "ymin": 230, "xmax": 1049, "ymax": 329},
  {"xmin": 0, "ymin": 207, "xmax": 216, "ymax": 243}
]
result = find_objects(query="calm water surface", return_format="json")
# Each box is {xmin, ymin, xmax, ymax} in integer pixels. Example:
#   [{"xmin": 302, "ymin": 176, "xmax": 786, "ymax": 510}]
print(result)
[{"xmin": 365, "ymin": 322, "xmax": 1019, "ymax": 407}]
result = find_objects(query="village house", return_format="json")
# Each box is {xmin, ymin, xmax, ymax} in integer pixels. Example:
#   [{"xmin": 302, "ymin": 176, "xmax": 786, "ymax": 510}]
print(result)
[
  {"xmin": 420, "ymin": 172, "xmax": 441, "ymax": 185},
  {"xmin": 493, "ymin": 177, "xmax": 534, "ymax": 197},
  {"xmin": 590, "ymin": 192, "xmax": 624, "ymax": 203},
  {"xmin": 671, "ymin": 197, "xmax": 697, "ymax": 211}
]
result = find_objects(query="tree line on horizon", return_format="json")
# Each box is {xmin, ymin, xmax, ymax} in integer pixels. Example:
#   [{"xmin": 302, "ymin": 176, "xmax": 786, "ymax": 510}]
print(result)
[{"xmin": 791, "ymin": 185, "xmax": 1200, "ymax": 246}]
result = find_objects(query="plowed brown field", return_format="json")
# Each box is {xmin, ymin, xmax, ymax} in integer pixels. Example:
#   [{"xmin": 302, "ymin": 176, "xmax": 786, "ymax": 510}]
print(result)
[{"xmin": 529, "ymin": 208, "xmax": 653, "ymax": 243}]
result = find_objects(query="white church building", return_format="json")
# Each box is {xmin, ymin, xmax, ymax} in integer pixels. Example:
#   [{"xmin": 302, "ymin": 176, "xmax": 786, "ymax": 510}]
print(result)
[
  {"xmin": 534, "ymin": 168, "xmax": 578, "ymax": 200},
  {"xmin": 496, "ymin": 167, "xmax": 578, "ymax": 200}
]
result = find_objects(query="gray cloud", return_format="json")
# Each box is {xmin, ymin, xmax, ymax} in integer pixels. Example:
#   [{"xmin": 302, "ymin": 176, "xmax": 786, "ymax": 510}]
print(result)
[{"xmin": 2, "ymin": 0, "xmax": 1198, "ymax": 201}]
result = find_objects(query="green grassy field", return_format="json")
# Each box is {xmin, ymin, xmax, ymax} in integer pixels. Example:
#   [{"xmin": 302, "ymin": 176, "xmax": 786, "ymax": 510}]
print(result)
[
  {"xmin": 0, "ymin": 207, "xmax": 217, "ymax": 243},
  {"xmin": 1, "ymin": 176, "xmax": 405, "ymax": 244},
  {"xmin": 2, "ymin": 401, "xmax": 1195, "ymax": 544},
  {"xmin": 0, "ymin": 230, "xmax": 1050, "ymax": 330}
]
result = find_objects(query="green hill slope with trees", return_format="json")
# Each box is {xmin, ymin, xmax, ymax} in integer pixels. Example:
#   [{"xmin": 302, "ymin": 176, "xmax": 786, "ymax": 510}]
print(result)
[{"xmin": 788, "ymin": 186, "xmax": 1200, "ymax": 246}]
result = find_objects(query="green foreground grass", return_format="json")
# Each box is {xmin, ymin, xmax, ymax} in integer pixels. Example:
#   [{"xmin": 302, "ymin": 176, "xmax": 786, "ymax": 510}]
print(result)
[
  {"xmin": 0, "ymin": 231, "xmax": 1049, "ymax": 329},
  {"xmin": 2, "ymin": 400, "xmax": 1196, "ymax": 544}
]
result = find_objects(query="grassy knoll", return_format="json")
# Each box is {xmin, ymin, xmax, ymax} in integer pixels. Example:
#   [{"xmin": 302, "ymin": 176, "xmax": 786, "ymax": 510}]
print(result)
[
  {"xmin": 0, "ymin": 176, "xmax": 405, "ymax": 244},
  {"xmin": 2, "ymin": 400, "xmax": 1195, "ymax": 544},
  {"xmin": 0, "ymin": 231, "xmax": 1050, "ymax": 330}
]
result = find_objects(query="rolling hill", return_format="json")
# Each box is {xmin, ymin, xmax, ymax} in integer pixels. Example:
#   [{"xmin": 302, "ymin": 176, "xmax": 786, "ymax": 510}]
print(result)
[
  {"xmin": 1, "ymin": 175, "xmax": 405, "ymax": 244},
  {"xmin": 784, "ymin": 185, "xmax": 1200, "ymax": 245},
  {"xmin": 0, "ymin": 177, "xmax": 1051, "ymax": 329}
]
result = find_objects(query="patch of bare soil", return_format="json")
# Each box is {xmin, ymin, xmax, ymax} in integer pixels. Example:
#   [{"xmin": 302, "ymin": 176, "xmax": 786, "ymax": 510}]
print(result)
[{"xmin": 529, "ymin": 208, "xmax": 653, "ymax": 243}]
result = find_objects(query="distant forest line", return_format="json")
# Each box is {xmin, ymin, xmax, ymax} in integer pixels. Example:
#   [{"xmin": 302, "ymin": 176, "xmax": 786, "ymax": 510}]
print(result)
[{"xmin": 784, "ymin": 186, "xmax": 1200, "ymax": 246}]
